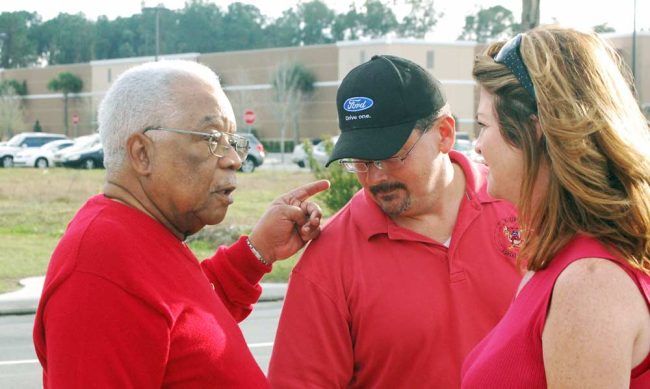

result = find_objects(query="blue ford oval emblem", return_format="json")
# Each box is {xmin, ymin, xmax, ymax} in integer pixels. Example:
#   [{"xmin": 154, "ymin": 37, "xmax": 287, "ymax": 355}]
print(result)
[{"xmin": 343, "ymin": 97, "xmax": 374, "ymax": 112}]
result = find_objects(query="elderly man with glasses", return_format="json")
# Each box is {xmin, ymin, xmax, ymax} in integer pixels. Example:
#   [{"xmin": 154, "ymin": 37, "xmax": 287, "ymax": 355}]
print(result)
[
  {"xmin": 33, "ymin": 60, "xmax": 328, "ymax": 387},
  {"xmin": 269, "ymin": 55, "xmax": 523, "ymax": 388}
]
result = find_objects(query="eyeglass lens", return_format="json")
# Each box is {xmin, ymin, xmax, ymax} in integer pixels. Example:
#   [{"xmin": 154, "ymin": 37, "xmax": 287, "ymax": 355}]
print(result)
[{"xmin": 209, "ymin": 133, "xmax": 249, "ymax": 159}]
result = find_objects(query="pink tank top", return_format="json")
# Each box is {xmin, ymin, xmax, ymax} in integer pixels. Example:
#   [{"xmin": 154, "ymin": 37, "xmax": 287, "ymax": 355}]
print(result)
[{"xmin": 461, "ymin": 235, "xmax": 650, "ymax": 388}]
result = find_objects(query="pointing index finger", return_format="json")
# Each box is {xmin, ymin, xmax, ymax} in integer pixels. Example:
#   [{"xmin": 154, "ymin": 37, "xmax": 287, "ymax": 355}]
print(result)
[{"xmin": 282, "ymin": 180, "xmax": 330, "ymax": 202}]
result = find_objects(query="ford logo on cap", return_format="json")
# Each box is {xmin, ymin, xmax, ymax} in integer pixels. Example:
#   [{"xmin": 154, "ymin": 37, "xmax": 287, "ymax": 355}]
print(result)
[{"xmin": 343, "ymin": 97, "xmax": 374, "ymax": 112}]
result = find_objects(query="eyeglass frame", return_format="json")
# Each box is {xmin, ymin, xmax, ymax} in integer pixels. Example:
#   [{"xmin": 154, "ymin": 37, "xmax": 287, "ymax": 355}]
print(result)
[
  {"xmin": 143, "ymin": 126, "xmax": 250, "ymax": 160},
  {"xmin": 338, "ymin": 127, "xmax": 431, "ymax": 173}
]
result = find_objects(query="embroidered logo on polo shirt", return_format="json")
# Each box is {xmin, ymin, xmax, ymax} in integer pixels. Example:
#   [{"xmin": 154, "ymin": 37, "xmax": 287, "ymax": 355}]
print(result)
[{"xmin": 495, "ymin": 216, "xmax": 521, "ymax": 259}]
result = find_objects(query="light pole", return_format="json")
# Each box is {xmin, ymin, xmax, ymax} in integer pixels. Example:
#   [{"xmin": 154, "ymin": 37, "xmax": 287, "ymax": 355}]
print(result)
[{"xmin": 142, "ymin": 4, "xmax": 167, "ymax": 61}]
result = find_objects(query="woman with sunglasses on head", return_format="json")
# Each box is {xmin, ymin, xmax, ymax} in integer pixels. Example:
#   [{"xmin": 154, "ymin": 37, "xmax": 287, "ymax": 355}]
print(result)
[{"xmin": 461, "ymin": 25, "xmax": 650, "ymax": 388}]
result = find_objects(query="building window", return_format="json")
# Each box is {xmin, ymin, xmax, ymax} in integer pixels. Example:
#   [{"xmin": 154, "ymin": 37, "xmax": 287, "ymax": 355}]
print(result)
[
  {"xmin": 426, "ymin": 50, "xmax": 434, "ymax": 69},
  {"xmin": 107, "ymin": 68, "xmax": 112, "ymax": 83},
  {"xmin": 360, "ymin": 50, "xmax": 366, "ymax": 64}
]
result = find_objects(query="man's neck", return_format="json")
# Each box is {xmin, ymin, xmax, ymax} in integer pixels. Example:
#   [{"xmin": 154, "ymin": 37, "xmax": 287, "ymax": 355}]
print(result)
[{"xmin": 103, "ymin": 174, "xmax": 185, "ymax": 241}]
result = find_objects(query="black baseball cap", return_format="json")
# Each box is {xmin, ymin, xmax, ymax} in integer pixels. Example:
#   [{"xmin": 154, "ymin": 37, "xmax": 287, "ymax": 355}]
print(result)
[{"xmin": 326, "ymin": 55, "xmax": 446, "ymax": 166}]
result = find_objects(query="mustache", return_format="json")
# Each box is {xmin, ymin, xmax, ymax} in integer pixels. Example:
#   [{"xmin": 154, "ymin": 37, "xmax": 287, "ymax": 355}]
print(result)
[{"xmin": 370, "ymin": 182, "xmax": 407, "ymax": 195}]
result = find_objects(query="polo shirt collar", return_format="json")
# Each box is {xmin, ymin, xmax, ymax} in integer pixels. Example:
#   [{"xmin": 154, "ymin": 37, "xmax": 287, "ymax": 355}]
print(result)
[
  {"xmin": 349, "ymin": 150, "xmax": 500, "ymax": 241},
  {"xmin": 449, "ymin": 150, "xmax": 499, "ymax": 206}
]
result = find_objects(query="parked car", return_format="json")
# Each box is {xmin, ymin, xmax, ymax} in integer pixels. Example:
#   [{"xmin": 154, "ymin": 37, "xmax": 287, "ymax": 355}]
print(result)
[
  {"xmin": 61, "ymin": 143, "xmax": 104, "ymax": 169},
  {"xmin": 291, "ymin": 136, "xmax": 339, "ymax": 168},
  {"xmin": 13, "ymin": 139, "xmax": 75, "ymax": 168},
  {"xmin": 0, "ymin": 132, "xmax": 68, "ymax": 167},
  {"xmin": 54, "ymin": 134, "xmax": 101, "ymax": 166},
  {"xmin": 239, "ymin": 133, "xmax": 265, "ymax": 173}
]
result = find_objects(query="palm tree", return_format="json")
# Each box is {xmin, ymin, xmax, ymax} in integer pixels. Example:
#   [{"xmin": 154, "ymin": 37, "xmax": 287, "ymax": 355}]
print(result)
[
  {"xmin": 271, "ymin": 62, "xmax": 316, "ymax": 158},
  {"xmin": 47, "ymin": 72, "xmax": 83, "ymax": 136}
]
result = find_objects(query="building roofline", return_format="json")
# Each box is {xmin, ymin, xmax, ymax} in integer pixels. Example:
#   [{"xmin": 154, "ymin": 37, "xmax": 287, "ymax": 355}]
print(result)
[
  {"xmin": 601, "ymin": 31, "xmax": 650, "ymax": 39},
  {"xmin": 89, "ymin": 52, "xmax": 201, "ymax": 66},
  {"xmin": 336, "ymin": 38, "xmax": 477, "ymax": 48},
  {"xmin": 199, "ymin": 43, "xmax": 337, "ymax": 57}
]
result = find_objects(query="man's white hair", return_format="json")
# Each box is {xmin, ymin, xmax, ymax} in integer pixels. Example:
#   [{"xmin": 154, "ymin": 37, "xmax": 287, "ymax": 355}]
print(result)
[{"xmin": 98, "ymin": 60, "xmax": 221, "ymax": 172}]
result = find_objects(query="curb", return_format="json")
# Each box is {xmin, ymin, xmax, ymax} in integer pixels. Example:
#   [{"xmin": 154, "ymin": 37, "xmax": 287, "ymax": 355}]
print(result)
[
  {"xmin": 0, "ymin": 277, "xmax": 287, "ymax": 316},
  {"xmin": 0, "ymin": 276, "xmax": 43, "ymax": 315}
]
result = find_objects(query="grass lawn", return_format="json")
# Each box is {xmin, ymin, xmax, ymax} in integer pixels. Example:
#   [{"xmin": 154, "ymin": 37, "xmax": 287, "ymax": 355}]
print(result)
[{"xmin": 0, "ymin": 167, "xmax": 323, "ymax": 293}]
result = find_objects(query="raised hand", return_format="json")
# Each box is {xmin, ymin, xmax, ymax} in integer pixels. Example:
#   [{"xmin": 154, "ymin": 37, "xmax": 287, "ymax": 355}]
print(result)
[{"xmin": 248, "ymin": 180, "xmax": 330, "ymax": 264}]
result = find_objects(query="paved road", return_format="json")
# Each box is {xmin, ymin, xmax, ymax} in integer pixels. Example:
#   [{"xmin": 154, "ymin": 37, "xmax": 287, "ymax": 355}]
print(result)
[{"xmin": 0, "ymin": 301, "xmax": 283, "ymax": 388}]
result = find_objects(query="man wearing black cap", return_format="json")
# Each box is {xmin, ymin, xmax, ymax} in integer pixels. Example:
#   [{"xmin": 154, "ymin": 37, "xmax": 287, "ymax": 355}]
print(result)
[{"xmin": 269, "ymin": 55, "xmax": 523, "ymax": 388}]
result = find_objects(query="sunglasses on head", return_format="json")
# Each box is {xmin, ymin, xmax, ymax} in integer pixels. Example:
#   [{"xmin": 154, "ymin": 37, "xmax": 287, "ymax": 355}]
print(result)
[{"xmin": 494, "ymin": 34, "xmax": 537, "ymax": 106}]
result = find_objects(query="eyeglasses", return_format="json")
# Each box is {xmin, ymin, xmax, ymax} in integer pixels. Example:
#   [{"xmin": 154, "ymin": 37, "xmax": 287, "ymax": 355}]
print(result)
[
  {"xmin": 494, "ymin": 33, "xmax": 537, "ymax": 104},
  {"xmin": 143, "ymin": 127, "xmax": 249, "ymax": 160},
  {"xmin": 339, "ymin": 128, "xmax": 430, "ymax": 173}
]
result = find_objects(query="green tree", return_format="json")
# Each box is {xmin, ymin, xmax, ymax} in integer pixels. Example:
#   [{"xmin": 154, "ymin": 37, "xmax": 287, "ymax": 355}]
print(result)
[
  {"xmin": 0, "ymin": 85, "xmax": 25, "ymax": 139},
  {"xmin": 363, "ymin": 0, "xmax": 398, "ymax": 38},
  {"xmin": 593, "ymin": 23, "xmax": 615, "ymax": 33},
  {"xmin": 304, "ymin": 139, "xmax": 362, "ymax": 213},
  {"xmin": 297, "ymin": 0, "xmax": 335, "ymax": 45},
  {"xmin": 397, "ymin": 0, "xmax": 441, "ymax": 38},
  {"xmin": 332, "ymin": 5, "xmax": 364, "ymax": 41},
  {"xmin": 33, "ymin": 119, "xmax": 42, "ymax": 132},
  {"xmin": 94, "ymin": 15, "xmax": 143, "ymax": 59},
  {"xmin": 458, "ymin": 6, "xmax": 516, "ymax": 42},
  {"xmin": 0, "ymin": 11, "xmax": 40, "ymax": 68},
  {"xmin": 264, "ymin": 9, "xmax": 301, "ymax": 47},
  {"xmin": 35, "ymin": 13, "xmax": 94, "ymax": 64},
  {"xmin": 264, "ymin": 1, "xmax": 336, "ymax": 48},
  {"xmin": 0, "ymin": 79, "xmax": 27, "ymax": 96},
  {"xmin": 176, "ymin": 0, "xmax": 223, "ymax": 53},
  {"xmin": 47, "ymin": 72, "xmax": 83, "ymax": 136},
  {"xmin": 271, "ymin": 62, "xmax": 316, "ymax": 157},
  {"xmin": 220, "ymin": 2, "xmax": 266, "ymax": 51}
]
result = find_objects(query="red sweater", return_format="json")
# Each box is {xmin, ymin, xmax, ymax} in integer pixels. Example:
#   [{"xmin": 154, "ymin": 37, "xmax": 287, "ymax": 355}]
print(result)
[
  {"xmin": 461, "ymin": 235, "xmax": 650, "ymax": 388},
  {"xmin": 269, "ymin": 152, "xmax": 523, "ymax": 388},
  {"xmin": 33, "ymin": 195, "xmax": 271, "ymax": 388}
]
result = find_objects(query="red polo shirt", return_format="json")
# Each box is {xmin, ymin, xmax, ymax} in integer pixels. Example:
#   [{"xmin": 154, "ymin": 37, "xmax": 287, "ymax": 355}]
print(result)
[{"xmin": 269, "ymin": 151, "xmax": 523, "ymax": 388}]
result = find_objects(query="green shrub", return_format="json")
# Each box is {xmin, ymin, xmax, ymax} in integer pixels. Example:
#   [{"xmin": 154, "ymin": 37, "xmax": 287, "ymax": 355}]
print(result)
[
  {"xmin": 186, "ymin": 224, "xmax": 249, "ymax": 246},
  {"xmin": 304, "ymin": 139, "xmax": 361, "ymax": 213},
  {"xmin": 261, "ymin": 139, "xmax": 295, "ymax": 153}
]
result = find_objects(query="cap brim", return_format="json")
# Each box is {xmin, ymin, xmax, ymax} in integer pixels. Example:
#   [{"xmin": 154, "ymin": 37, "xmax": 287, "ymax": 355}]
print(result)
[{"xmin": 326, "ymin": 120, "xmax": 416, "ymax": 167}]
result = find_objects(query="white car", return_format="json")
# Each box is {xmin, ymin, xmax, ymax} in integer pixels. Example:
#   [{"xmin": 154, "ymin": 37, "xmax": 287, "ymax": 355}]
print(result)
[
  {"xmin": 13, "ymin": 139, "xmax": 75, "ymax": 168},
  {"xmin": 0, "ymin": 132, "xmax": 68, "ymax": 167},
  {"xmin": 53, "ymin": 133, "xmax": 101, "ymax": 166},
  {"xmin": 291, "ymin": 136, "xmax": 339, "ymax": 168}
]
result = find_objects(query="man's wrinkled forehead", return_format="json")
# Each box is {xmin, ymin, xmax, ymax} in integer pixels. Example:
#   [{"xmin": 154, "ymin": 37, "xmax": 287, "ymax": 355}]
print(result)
[{"xmin": 199, "ymin": 114, "xmax": 236, "ymax": 133}]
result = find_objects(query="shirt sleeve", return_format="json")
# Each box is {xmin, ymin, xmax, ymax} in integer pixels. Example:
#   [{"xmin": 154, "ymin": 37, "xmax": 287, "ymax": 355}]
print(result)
[
  {"xmin": 39, "ymin": 271, "xmax": 170, "ymax": 388},
  {"xmin": 268, "ymin": 270, "xmax": 354, "ymax": 388},
  {"xmin": 200, "ymin": 235, "xmax": 271, "ymax": 322}
]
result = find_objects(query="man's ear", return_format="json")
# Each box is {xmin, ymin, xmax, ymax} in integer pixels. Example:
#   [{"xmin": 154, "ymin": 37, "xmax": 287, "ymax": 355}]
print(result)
[
  {"xmin": 437, "ymin": 115, "xmax": 456, "ymax": 153},
  {"xmin": 126, "ymin": 133, "xmax": 154, "ymax": 175}
]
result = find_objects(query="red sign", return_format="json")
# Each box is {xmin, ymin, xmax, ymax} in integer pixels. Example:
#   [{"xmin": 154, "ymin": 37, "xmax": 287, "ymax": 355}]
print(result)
[
  {"xmin": 72, "ymin": 114, "xmax": 79, "ymax": 125},
  {"xmin": 243, "ymin": 110, "xmax": 256, "ymax": 125}
]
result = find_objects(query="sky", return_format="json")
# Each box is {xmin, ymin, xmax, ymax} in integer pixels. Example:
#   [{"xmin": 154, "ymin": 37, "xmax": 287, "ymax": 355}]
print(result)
[{"xmin": 1, "ymin": 0, "xmax": 648, "ymax": 41}]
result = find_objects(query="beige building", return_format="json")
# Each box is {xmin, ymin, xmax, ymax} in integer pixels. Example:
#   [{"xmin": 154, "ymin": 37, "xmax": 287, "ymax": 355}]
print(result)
[{"xmin": 1, "ymin": 32, "xmax": 648, "ymax": 142}]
